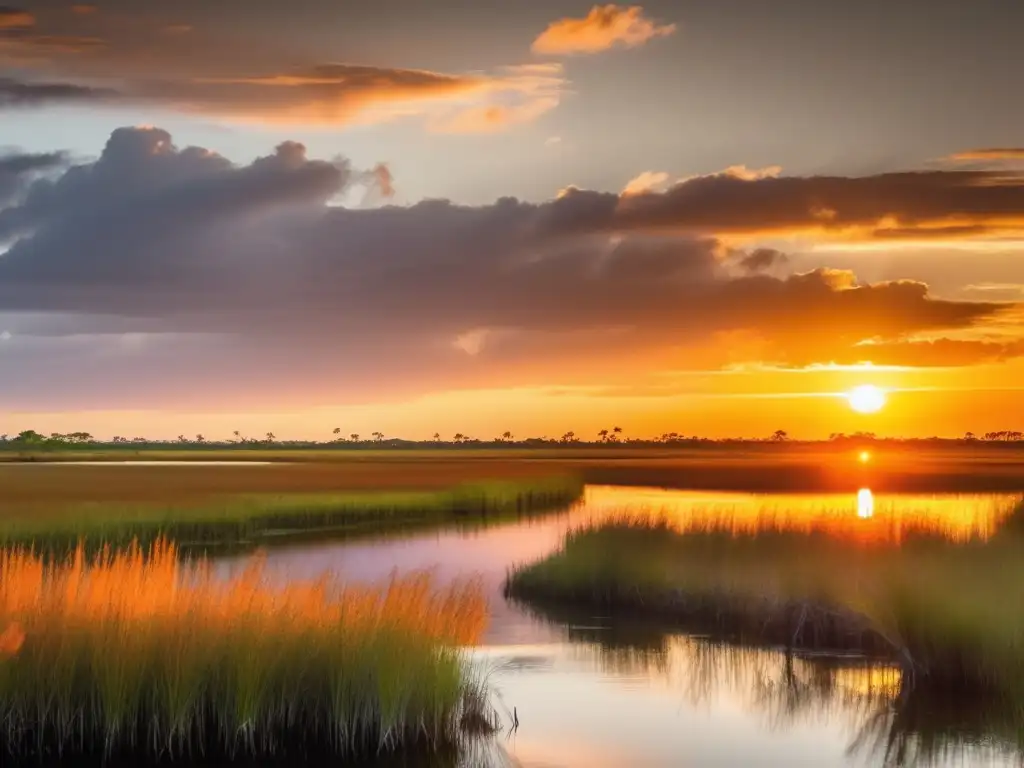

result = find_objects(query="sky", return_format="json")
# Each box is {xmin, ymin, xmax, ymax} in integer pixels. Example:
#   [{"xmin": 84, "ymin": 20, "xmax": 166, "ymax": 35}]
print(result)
[{"xmin": 1, "ymin": 0, "xmax": 1023, "ymax": 440}]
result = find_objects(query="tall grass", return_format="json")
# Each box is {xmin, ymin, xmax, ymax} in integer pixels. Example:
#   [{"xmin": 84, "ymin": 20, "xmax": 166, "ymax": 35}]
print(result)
[
  {"xmin": 506, "ymin": 500, "xmax": 1024, "ymax": 700},
  {"xmin": 0, "ymin": 540, "xmax": 491, "ymax": 760},
  {"xmin": 0, "ymin": 476, "xmax": 584, "ymax": 554}
]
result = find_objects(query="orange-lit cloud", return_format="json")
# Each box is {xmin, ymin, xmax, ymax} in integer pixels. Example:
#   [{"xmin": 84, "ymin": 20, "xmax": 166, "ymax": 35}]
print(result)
[
  {"xmin": 0, "ymin": 10, "xmax": 565, "ymax": 132},
  {"xmin": 532, "ymin": 4, "xmax": 676, "ymax": 55},
  {"xmin": 0, "ymin": 7, "xmax": 33, "ymax": 29},
  {"xmin": 71, "ymin": 4, "xmax": 98, "ymax": 15},
  {"xmin": 622, "ymin": 170, "xmax": 670, "ymax": 195},
  {"xmin": 567, "ymin": 166, "xmax": 1024, "ymax": 243},
  {"xmin": 949, "ymin": 148, "xmax": 1024, "ymax": 161}
]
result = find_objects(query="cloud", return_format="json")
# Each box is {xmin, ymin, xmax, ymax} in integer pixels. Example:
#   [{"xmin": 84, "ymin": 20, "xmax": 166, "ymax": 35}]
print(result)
[
  {"xmin": 0, "ymin": 76, "xmax": 115, "ymax": 107},
  {"xmin": 0, "ymin": 127, "xmax": 1016, "ymax": 410},
  {"xmin": 71, "ymin": 4, "xmax": 98, "ymax": 14},
  {"xmin": 949, "ymin": 148, "xmax": 1024, "ymax": 162},
  {"xmin": 0, "ymin": 149, "xmax": 67, "ymax": 204},
  {"xmin": 547, "ymin": 166, "xmax": 1024, "ymax": 243},
  {"xmin": 622, "ymin": 171, "xmax": 670, "ymax": 196},
  {"xmin": 0, "ymin": 9, "xmax": 567, "ymax": 131},
  {"xmin": 736, "ymin": 248, "xmax": 788, "ymax": 274},
  {"xmin": 834, "ymin": 338, "xmax": 1024, "ymax": 368},
  {"xmin": 532, "ymin": 4, "xmax": 676, "ymax": 55},
  {"xmin": 0, "ymin": 6, "xmax": 33, "ymax": 29},
  {"xmin": 428, "ymin": 63, "xmax": 566, "ymax": 134}
]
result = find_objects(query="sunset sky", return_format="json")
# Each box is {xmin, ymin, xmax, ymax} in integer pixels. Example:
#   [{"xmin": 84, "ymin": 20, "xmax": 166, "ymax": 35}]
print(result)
[{"xmin": 1, "ymin": 0, "xmax": 1023, "ymax": 440}]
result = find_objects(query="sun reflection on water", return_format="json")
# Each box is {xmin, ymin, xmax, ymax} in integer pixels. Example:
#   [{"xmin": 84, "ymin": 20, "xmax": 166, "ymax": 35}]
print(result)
[{"xmin": 857, "ymin": 488, "xmax": 874, "ymax": 519}]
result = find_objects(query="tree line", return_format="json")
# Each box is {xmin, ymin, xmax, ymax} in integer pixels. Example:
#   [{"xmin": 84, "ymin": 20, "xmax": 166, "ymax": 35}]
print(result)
[{"xmin": 1, "ymin": 428, "xmax": 1023, "ymax": 451}]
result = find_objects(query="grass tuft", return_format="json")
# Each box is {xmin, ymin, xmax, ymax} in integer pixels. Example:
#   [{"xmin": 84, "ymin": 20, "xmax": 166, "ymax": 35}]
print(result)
[
  {"xmin": 0, "ymin": 539, "xmax": 492, "ymax": 760},
  {"xmin": 506, "ymin": 501, "xmax": 1024, "ymax": 701}
]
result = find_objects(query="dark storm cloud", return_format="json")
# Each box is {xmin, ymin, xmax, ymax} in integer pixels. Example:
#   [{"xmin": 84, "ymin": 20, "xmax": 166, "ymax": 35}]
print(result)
[
  {"xmin": 0, "ymin": 128, "xmax": 1010, "ymax": 391},
  {"xmin": 0, "ymin": 76, "xmax": 115, "ymax": 107}
]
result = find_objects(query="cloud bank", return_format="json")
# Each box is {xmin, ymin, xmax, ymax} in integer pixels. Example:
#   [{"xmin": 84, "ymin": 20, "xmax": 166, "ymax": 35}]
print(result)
[{"xmin": 0, "ymin": 127, "xmax": 1018, "ymax": 410}]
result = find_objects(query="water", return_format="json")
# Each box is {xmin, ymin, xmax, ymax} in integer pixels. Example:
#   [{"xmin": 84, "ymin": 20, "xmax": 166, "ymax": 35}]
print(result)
[{"xmin": 219, "ymin": 486, "xmax": 1022, "ymax": 767}]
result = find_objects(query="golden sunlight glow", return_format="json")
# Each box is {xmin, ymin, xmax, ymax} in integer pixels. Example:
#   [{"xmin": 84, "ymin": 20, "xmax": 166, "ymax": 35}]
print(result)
[
  {"xmin": 847, "ymin": 384, "xmax": 887, "ymax": 413},
  {"xmin": 858, "ymin": 450, "xmax": 871, "ymax": 463},
  {"xmin": 857, "ymin": 488, "xmax": 874, "ymax": 519}
]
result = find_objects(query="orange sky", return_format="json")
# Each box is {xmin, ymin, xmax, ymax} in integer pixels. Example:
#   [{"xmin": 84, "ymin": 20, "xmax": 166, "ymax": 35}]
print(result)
[{"xmin": 1, "ymin": 2, "xmax": 1023, "ymax": 440}]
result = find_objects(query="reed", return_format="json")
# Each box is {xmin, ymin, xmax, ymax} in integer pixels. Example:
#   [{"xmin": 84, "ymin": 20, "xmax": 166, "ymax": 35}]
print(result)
[
  {"xmin": 0, "ymin": 540, "xmax": 492, "ymax": 761},
  {"xmin": 506, "ymin": 504, "xmax": 1024, "ymax": 700},
  {"xmin": 0, "ymin": 476, "xmax": 584, "ymax": 554}
]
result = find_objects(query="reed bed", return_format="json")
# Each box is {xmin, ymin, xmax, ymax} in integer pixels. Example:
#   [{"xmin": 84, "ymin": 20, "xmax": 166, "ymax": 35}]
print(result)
[
  {"xmin": 0, "ymin": 476, "xmax": 584, "ymax": 554},
  {"xmin": 506, "ymin": 502, "xmax": 1024, "ymax": 701},
  {"xmin": 0, "ymin": 540, "xmax": 491, "ymax": 761}
]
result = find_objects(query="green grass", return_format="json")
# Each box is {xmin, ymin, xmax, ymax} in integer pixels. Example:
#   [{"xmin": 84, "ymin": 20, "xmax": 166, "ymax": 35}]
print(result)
[
  {"xmin": 0, "ymin": 540, "xmax": 494, "ymax": 762},
  {"xmin": 0, "ymin": 476, "xmax": 583, "ymax": 553},
  {"xmin": 506, "ymin": 503, "xmax": 1024, "ymax": 702}
]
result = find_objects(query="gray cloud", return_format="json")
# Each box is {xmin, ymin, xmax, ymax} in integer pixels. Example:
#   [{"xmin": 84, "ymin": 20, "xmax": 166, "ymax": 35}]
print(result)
[
  {"xmin": 736, "ymin": 247, "xmax": 788, "ymax": 274},
  {"xmin": 0, "ymin": 76, "xmax": 116, "ymax": 107},
  {"xmin": 0, "ymin": 148, "xmax": 66, "ymax": 204},
  {"xmin": 0, "ymin": 127, "xmax": 1015, "ymax": 410}
]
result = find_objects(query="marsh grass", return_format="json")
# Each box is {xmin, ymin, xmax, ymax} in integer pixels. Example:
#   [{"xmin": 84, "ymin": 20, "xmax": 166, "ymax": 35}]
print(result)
[
  {"xmin": 506, "ymin": 500, "xmax": 1024, "ymax": 701},
  {"xmin": 0, "ymin": 540, "xmax": 494, "ymax": 761},
  {"xmin": 0, "ymin": 476, "xmax": 583, "ymax": 554}
]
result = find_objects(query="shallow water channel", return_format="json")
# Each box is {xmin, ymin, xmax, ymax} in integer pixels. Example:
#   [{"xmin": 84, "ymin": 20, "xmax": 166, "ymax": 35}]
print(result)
[{"xmin": 219, "ymin": 486, "xmax": 1022, "ymax": 768}]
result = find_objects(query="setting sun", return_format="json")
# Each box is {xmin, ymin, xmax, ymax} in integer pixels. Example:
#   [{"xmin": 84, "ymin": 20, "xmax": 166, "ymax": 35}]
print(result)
[{"xmin": 848, "ymin": 385, "xmax": 887, "ymax": 414}]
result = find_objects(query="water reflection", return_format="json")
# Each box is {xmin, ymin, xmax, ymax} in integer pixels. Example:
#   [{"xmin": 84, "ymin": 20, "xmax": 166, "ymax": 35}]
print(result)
[
  {"xmin": 477, "ymin": 607, "xmax": 1022, "ymax": 768},
  {"xmin": 857, "ymin": 488, "xmax": 874, "ymax": 519}
]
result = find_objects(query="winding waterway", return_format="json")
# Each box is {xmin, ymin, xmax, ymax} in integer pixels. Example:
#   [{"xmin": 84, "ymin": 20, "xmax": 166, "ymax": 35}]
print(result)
[{"xmin": 217, "ymin": 485, "xmax": 1023, "ymax": 768}]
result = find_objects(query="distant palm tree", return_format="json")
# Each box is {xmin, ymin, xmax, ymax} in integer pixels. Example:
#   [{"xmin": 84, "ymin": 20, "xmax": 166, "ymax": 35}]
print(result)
[
  {"xmin": 372, "ymin": 431, "xmax": 384, "ymax": 442},
  {"xmin": 597, "ymin": 429, "xmax": 609, "ymax": 442},
  {"xmin": 453, "ymin": 433, "xmax": 465, "ymax": 443},
  {"xmin": 195, "ymin": 434, "xmax": 205, "ymax": 443},
  {"xmin": 433, "ymin": 432, "xmax": 441, "ymax": 442},
  {"xmin": 333, "ymin": 427, "xmax": 342, "ymax": 437},
  {"xmin": 266, "ymin": 432, "xmax": 276, "ymax": 443},
  {"xmin": 501, "ymin": 431, "xmax": 513, "ymax": 442},
  {"xmin": 350, "ymin": 433, "xmax": 360, "ymax": 442}
]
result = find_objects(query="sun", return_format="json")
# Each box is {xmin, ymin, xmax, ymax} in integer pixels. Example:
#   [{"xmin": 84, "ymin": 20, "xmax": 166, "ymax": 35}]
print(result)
[{"xmin": 848, "ymin": 385, "xmax": 887, "ymax": 414}]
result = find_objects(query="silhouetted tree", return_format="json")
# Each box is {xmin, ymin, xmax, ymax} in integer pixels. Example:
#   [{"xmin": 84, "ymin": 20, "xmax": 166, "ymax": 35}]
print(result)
[
  {"xmin": 771, "ymin": 430, "xmax": 789, "ymax": 442},
  {"xmin": 350, "ymin": 433, "xmax": 360, "ymax": 442}
]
